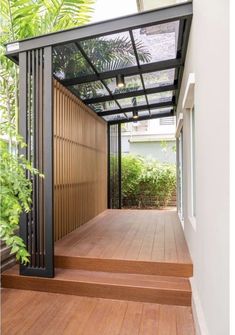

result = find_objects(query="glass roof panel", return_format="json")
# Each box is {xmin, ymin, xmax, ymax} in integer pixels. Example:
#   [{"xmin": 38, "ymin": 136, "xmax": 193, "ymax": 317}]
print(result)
[
  {"xmin": 69, "ymin": 81, "xmax": 109, "ymax": 100},
  {"xmin": 79, "ymin": 31, "xmax": 137, "ymax": 73},
  {"xmin": 138, "ymin": 110, "xmax": 150, "ymax": 117},
  {"xmin": 53, "ymin": 43, "xmax": 94, "ymax": 80},
  {"xmin": 125, "ymin": 112, "xmax": 134, "ymax": 118},
  {"xmin": 150, "ymin": 107, "xmax": 173, "ymax": 115},
  {"xmin": 133, "ymin": 21, "xmax": 179, "ymax": 64},
  {"xmin": 117, "ymin": 95, "xmax": 147, "ymax": 108},
  {"xmin": 104, "ymin": 75, "xmax": 143, "ymax": 94},
  {"xmin": 147, "ymin": 91, "xmax": 173, "ymax": 104},
  {"xmin": 143, "ymin": 69, "xmax": 175, "ymax": 89},
  {"xmin": 89, "ymin": 100, "xmax": 119, "ymax": 113},
  {"xmin": 103, "ymin": 114, "xmax": 127, "ymax": 121}
]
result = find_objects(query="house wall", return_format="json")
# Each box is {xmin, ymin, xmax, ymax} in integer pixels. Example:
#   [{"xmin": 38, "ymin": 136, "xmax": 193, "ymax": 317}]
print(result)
[
  {"xmin": 53, "ymin": 81, "xmax": 107, "ymax": 241},
  {"xmin": 122, "ymin": 137, "xmax": 176, "ymax": 163},
  {"xmin": 176, "ymin": 0, "xmax": 229, "ymax": 334}
]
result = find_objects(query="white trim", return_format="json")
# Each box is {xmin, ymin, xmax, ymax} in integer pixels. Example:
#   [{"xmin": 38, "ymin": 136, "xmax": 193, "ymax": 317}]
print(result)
[
  {"xmin": 190, "ymin": 278, "xmax": 210, "ymax": 335},
  {"xmin": 175, "ymin": 113, "xmax": 183, "ymax": 138},
  {"xmin": 182, "ymin": 73, "xmax": 195, "ymax": 110},
  {"xmin": 189, "ymin": 216, "xmax": 197, "ymax": 231}
]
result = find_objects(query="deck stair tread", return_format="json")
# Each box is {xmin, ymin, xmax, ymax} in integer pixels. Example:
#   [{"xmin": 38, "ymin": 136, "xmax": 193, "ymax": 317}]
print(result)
[{"xmin": 2, "ymin": 265, "xmax": 191, "ymax": 306}]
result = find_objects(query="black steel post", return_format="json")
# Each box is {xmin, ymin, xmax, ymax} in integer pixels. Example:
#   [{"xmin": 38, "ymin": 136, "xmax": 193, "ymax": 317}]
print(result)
[{"xmin": 118, "ymin": 123, "xmax": 122, "ymax": 209}]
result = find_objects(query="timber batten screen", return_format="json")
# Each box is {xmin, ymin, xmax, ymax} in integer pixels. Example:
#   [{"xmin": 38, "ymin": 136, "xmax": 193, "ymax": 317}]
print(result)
[
  {"xmin": 53, "ymin": 81, "xmax": 107, "ymax": 241},
  {"xmin": 19, "ymin": 47, "xmax": 54, "ymax": 277}
]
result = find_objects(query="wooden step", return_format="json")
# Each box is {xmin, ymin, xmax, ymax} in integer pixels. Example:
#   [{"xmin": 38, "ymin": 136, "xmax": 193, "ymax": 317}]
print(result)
[
  {"xmin": 1, "ymin": 266, "xmax": 191, "ymax": 306},
  {"xmin": 55, "ymin": 255, "xmax": 193, "ymax": 277}
]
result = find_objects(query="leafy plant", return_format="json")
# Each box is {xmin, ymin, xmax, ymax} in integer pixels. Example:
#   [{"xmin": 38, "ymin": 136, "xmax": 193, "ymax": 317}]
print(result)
[
  {"xmin": 0, "ymin": 137, "xmax": 43, "ymax": 264},
  {"xmin": 121, "ymin": 154, "xmax": 143, "ymax": 199},
  {"xmin": 139, "ymin": 159, "xmax": 176, "ymax": 208},
  {"xmin": 0, "ymin": 0, "xmax": 95, "ymax": 264},
  {"xmin": 121, "ymin": 155, "xmax": 176, "ymax": 208}
]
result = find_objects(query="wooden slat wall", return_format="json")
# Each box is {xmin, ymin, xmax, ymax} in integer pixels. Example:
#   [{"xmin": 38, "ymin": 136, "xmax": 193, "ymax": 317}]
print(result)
[{"xmin": 53, "ymin": 80, "xmax": 107, "ymax": 241}]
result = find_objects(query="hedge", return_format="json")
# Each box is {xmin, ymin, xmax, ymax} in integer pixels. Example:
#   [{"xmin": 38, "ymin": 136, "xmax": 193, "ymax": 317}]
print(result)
[{"xmin": 121, "ymin": 155, "xmax": 176, "ymax": 209}]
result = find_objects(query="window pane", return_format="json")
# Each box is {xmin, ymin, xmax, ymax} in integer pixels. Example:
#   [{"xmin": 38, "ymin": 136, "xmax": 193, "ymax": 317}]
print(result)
[
  {"xmin": 147, "ymin": 91, "xmax": 173, "ymax": 104},
  {"xmin": 143, "ymin": 69, "xmax": 175, "ymax": 89},
  {"xmin": 103, "ymin": 114, "xmax": 127, "ymax": 121},
  {"xmin": 80, "ymin": 31, "xmax": 137, "ymax": 72},
  {"xmin": 133, "ymin": 21, "xmax": 179, "ymax": 64},
  {"xmin": 53, "ymin": 43, "xmax": 94, "ymax": 79},
  {"xmin": 69, "ymin": 81, "xmax": 109, "ymax": 99},
  {"xmin": 150, "ymin": 107, "xmax": 172, "ymax": 115},
  {"xmin": 117, "ymin": 95, "xmax": 146, "ymax": 108},
  {"xmin": 104, "ymin": 75, "xmax": 143, "ymax": 94},
  {"xmin": 89, "ymin": 100, "xmax": 119, "ymax": 112}
]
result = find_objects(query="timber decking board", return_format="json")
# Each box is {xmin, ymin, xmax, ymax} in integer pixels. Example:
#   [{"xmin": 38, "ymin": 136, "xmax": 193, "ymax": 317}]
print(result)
[
  {"xmin": 2, "ymin": 266, "xmax": 191, "ymax": 306},
  {"xmin": 1, "ymin": 289, "xmax": 195, "ymax": 335},
  {"xmin": 55, "ymin": 209, "xmax": 192, "ymax": 264}
]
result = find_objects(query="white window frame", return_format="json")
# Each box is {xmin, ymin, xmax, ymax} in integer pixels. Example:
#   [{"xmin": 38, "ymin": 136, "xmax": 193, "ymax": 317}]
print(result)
[
  {"xmin": 182, "ymin": 73, "xmax": 196, "ymax": 230},
  {"xmin": 175, "ymin": 113, "xmax": 184, "ymax": 225}
]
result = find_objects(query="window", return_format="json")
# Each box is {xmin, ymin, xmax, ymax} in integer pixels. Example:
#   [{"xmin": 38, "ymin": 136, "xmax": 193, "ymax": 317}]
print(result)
[
  {"xmin": 177, "ymin": 128, "xmax": 184, "ymax": 223},
  {"xmin": 190, "ymin": 107, "xmax": 196, "ymax": 217},
  {"xmin": 160, "ymin": 116, "xmax": 175, "ymax": 126}
]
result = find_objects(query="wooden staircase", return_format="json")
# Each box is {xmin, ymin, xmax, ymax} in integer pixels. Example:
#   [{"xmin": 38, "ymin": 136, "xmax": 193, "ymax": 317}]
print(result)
[{"xmin": 1, "ymin": 255, "xmax": 192, "ymax": 307}]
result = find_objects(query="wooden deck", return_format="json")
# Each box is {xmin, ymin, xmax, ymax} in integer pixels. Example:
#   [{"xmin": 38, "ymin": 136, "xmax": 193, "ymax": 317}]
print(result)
[
  {"xmin": 1, "ymin": 209, "xmax": 195, "ymax": 332},
  {"xmin": 1, "ymin": 289, "xmax": 195, "ymax": 335},
  {"xmin": 55, "ymin": 209, "xmax": 193, "ymax": 277}
]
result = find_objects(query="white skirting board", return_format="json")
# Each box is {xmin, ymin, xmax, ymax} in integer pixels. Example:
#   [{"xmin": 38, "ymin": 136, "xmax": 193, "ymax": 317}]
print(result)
[{"xmin": 190, "ymin": 278, "xmax": 210, "ymax": 335}]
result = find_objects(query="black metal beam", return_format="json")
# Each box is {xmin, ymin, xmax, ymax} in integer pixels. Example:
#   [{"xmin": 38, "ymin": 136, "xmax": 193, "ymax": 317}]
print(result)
[
  {"xmin": 97, "ymin": 101, "xmax": 175, "ymax": 116},
  {"xmin": 175, "ymin": 15, "xmax": 192, "ymax": 104},
  {"xmin": 83, "ymin": 84, "xmax": 177, "ymax": 104},
  {"xmin": 107, "ymin": 124, "xmax": 111, "ymax": 208},
  {"xmin": 118, "ymin": 123, "xmax": 122, "ymax": 209},
  {"xmin": 108, "ymin": 110, "xmax": 174, "ymax": 124},
  {"xmin": 5, "ymin": 2, "xmax": 192, "ymax": 58},
  {"xmin": 60, "ymin": 58, "xmax": 182, "ymax": 86}
]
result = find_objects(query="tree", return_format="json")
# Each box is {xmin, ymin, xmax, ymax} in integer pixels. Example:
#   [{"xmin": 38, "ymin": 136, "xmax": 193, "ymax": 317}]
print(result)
[{"xmin": 0, "ymin": 0, "xmax": 95, "ymax": 264}]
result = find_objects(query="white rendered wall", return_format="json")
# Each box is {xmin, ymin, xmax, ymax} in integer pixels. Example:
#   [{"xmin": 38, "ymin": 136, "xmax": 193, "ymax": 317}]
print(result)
[{"xmin": 176, "ymin": 1, "xmax": 229, "ymax": 334}]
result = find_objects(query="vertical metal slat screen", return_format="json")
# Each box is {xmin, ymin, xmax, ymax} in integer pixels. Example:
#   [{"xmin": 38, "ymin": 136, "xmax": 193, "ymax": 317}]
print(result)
[
  {"xmin": 108, "ymin": 124, "xmax": 121, "ymax": 209},
  {"xmin": 19, "ymin": 47, "xmax": 54, "ymax": 277}
]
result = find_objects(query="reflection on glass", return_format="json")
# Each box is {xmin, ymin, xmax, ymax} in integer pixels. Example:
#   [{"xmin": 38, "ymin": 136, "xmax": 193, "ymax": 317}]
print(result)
[
  {"xmin": 104, "ymin": 75, "xmax": 143, "ymax": 94},
  {"xmin": 89, "ymin": 100, "xmax": 119, "ymax": 112},
  {"xmin": 80, "ymin": 32, "xmax": 139, "ymax": 72},
  {"xmin": 103, "ymin": 114, "xmax": 126, "ymax": 121},
  {"xmin": 117, "ymin": 95, "xmax": 146, "ymax": 108},
  {"xmin": 150, "ymin": 107, "xmax": 172, "ymax": 115},
  {"xmin": 148, "ymin": 91, "xmax": 173, "ymax": 104},
  {"xmin": 138, "ymin": 110, "xmax": 150, "ymax": 117},
  {"xmin": 70, "ymin": 81, "xmax": 109, "ymax": 99},
  {"xmin": 133, "ymin": 21, "xmax": 179, "ymax": 64},
  {"xmin": 143, "ymin": 69, "xmax": 175, "ymax": 88},
  {"xmin": 53, "ymin": 43, "xmax": 94, "ymax": 79}
]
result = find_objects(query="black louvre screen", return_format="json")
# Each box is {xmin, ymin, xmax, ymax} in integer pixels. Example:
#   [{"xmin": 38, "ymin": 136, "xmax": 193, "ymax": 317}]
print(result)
[{"xmin": 108, "ymin": 124, "xmax": 121, "ymax": 209}]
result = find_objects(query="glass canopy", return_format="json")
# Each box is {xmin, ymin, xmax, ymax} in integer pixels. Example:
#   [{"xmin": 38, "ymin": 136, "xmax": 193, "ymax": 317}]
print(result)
[{"xmin": 51, "ymin": 4, "xmax": 192, "ymax": 124}]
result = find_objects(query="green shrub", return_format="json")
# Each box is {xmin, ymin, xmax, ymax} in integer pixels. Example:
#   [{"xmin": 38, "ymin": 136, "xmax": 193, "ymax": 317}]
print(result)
[
  {"xmin": 121, "ymin": 155, "xmax": 143, "ymax": 204},
  {"xmin": 139, "ymin": 159, "xmax": 176, "ymax": 208},
  {"xmin": 121, "ymin": 155, "xmax": 176, "ymax": 208}
]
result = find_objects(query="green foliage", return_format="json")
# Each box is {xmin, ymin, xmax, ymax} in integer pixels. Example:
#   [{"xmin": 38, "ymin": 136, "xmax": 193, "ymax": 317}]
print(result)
[
  {"xmin": 121, "ymin": 155, "xmax": 143, "ymax": 198},
  {"xmin": 139, "ymin": 159, "xmax": 176, "ymax": 208},
  {"xmin": 0, "ymin": 0, "xmax": 95, "ymax": 263},
  {"xmin": 121, "ymin": 155, "xmax": 176, "ymax": 208},
  {"xmin": 0, "ymin": 138, "xmax": 43, "ymax": 264}
]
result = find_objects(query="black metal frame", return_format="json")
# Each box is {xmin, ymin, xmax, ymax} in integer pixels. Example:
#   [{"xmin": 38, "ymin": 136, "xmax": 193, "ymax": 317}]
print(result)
[
  {"xmin": 6, "ymin": 2, "xmax": 192, "ymax": 59},
  {"xmin": 18, "ymin": 47, "xmax": 54, "ymax": 277},
  {"xmin": 6, "ymin": 2, "xmax": 192, "ymax": 125},
  {"xmin": 5, "ymin": 2, "xmax": 192, "ymax": 278}
]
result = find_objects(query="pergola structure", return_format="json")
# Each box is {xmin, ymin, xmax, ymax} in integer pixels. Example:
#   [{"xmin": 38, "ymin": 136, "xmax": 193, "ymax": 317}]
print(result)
[{"xmin": 5, "ymin": 2, "xmax": 192, "ymax": 277}]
